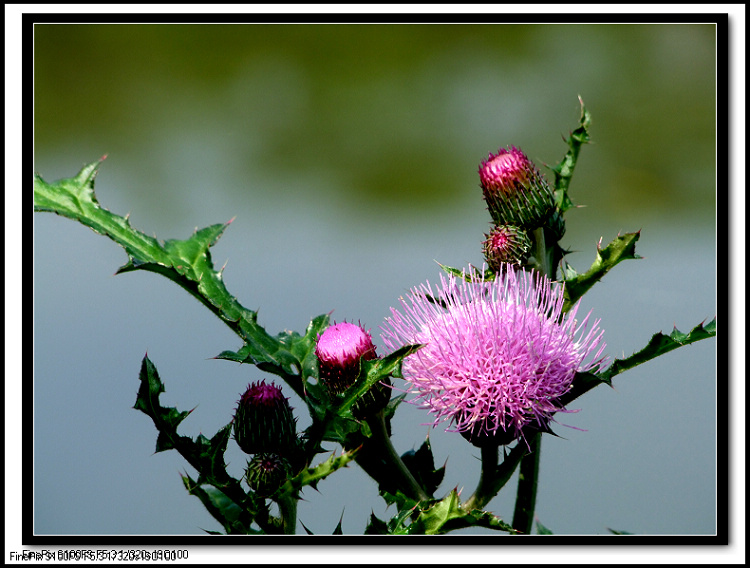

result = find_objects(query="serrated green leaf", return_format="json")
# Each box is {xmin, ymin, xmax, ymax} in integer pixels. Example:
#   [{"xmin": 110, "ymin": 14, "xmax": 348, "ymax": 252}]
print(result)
[
  {"xmin": 559, "ymin": 318, "xmax": 717, "ymax": 405},
  {"xmin": 364, "ymin": 512, "xmax": 389, "ymax": 534},
  {"xmin": 599, "ymin": 317, "xmax": 717, "ymax": 383},
  {"xmin": 133, "ymin": 355, "xmax": 194, "ymax": 453},
  {"xmin": 549, "ymin": 97, "xmax": 592, "ymax": 213},
  {"xmin": 181, "ymin": 473, "xmax": 243, "ymax": 534},
  {"xmin": 34, "ymin": 158, "xmax": 172, "ymax": 267},
  {"xmin": 333, "ymin": 343, "xmax": 422, "ymax": 414},
  {"xmin": 275, "ymin": 448, "xmax": 359, "ymax": 501},
  {"xmin": 34, "ymin": 161, "xmax": 303, "ymax": 394},
  {"xmin": 400, "ymin": 437, "xmax": 445, "ymax": 496},
  {"xmin": 383, "ymin": 392, "xmax": 407, "ymax": 421},
  {"xmin": 562, "ymin": 232, "xmax": 642, "ymax": 311},
  {"xmin": 382, "ymin": 489, "xmax": 516, "ymax": 535},
  {"xmin": 216, "ymin": 313, "xmax": 330, "ymax": 398},
  {"xmin": 133, "ymin": 355, "xmax": 253, "ymax": 512}
]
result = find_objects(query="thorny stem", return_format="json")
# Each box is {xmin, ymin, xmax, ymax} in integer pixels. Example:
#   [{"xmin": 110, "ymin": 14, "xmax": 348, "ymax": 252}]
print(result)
[
  {"xmin": 462, "ymin": 443, "xmax": 498, "ymax": 511},
  {"xmin": 276, "ymin": 493, "xmax": 298, "ymax": 535},
  {"xmin": 462, "ymin": 441, "xmax": 529, "ymax": 512},
  {"xmin": 511, "ymin": 227, "xmax": 554, "ymax": 533},
  {"xmin": 365, "ymin": 410, "xmax": 430, "ymax": 502},
  {"xmin": 512, "ymin": 432, "xmax": 541, "ymax": 534}
]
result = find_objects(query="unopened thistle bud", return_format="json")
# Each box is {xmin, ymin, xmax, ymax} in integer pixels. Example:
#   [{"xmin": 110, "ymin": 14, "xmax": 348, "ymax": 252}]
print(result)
[
  {"xmin": 482, "ymin": 224, "xmax": 531, "ymax": 270},
  {"xmin": 315, "ymin": 321, "xmax": 391, "ymax": 418},
  {"xmin": 245, "ymin": 453, "xmax": 291, "ymax": 497},
  {"xmin": 479, "ymin": 146, "xmax": 555, "ymax": 230},
  {"xmin": 233, "ymin": 380, "xmax": 298, "ymax": 456}
]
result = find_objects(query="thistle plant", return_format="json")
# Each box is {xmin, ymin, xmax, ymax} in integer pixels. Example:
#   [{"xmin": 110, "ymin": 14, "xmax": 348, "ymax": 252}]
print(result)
[
  {"xmin": 33, "ymin": 99, "xmax": 716, "ymax": 535},
  {"xmin": 380, "ymin": 265, "xmax": 608, "ymax": 448}
]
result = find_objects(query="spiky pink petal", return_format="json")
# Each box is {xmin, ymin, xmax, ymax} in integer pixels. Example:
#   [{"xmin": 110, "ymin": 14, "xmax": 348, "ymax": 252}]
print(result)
[{"xmin": 380, "ymin": 265, "xmax": 607, "ymax": 445}]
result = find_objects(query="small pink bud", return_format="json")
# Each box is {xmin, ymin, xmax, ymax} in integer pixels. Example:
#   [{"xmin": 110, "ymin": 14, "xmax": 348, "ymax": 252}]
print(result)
[
  {"xmin": 479, "ymin": 146, "xmax": 555, "ymax": 230},
  {"xmin": 482, "ymin": 224, "xmax": 531, "ymax": 270},
  {"xmin": 315, "ymin": 321, "xmax": 390, "ymax": 418},
  {"xmin": 315, "ymin": 322, "xmax": 377, "ymax": 395}
]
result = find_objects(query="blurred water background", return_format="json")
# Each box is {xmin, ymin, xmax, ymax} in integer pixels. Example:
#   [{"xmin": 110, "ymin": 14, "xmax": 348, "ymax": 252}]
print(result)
[{"xmin": 33, "ymin": 23, "xmax": 717, "ymax": 535}]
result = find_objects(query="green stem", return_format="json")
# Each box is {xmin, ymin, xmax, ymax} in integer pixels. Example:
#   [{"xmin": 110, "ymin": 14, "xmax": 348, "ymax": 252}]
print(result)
[
  {"xmin": 511, "ymin": 227, "xmax": 554, "ymax": 533},
  {"xmin": 462, "ymin": 441, "xmax": 529, "ymax": 512},
  {"xmin": 365, "ymin": 411, "xmax": 430, "ymax": 502},
  {"xmin": 276, "ymin": 493, "xmax": 298, "ymax": 535},
  {"xmin": 462, "ymin": 443, "xmax": 498, "ymax": 511},
  {"xmin": 530, "ymin": 227, "xmax": 551, "ymax": 277},
  {"xmin": 512, "ymin": 432, "xmax": 541, "ymax": 534}
]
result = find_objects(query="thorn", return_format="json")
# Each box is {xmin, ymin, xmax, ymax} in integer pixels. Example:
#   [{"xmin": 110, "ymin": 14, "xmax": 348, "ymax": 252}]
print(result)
[
  {"xmin": 227, "ymin": 216, "xmax": 236, "ymax": 225},
  {"xmin": 99, "ymin": 154, "xmax": 108, "ymax": 162}
]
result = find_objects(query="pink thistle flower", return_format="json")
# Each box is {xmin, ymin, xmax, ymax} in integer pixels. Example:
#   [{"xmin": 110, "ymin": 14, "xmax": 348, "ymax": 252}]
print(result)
[
  {"xmin": 380, "ymin": 266, "xmax": 608, "ymax": 446},
  {"xmin": 479, "ymin": 146, "xmax": 555, "ymax": 230}
]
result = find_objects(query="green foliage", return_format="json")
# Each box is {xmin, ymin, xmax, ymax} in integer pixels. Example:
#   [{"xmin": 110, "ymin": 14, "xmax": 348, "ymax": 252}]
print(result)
[
  {"xmin": 561, "ymin": 231, "xmax": 642, "ymax": 312},
  {"xmin": 35, "ymin": 98, "xmax": 717, "ymax": 535},
  {"xmin": 133, "ymin": 354, "xmax": 270, "ymax": 533},
  {"xmin": 34, "ymin": 161, "xmax": 423, "ymax": 504},
  {"xmin": 400, "ymin": 437, "xmax": 445, "ymax": 497},
  {"xmin": 334, "ymin": 344, "xmax": 422, "ymax": 414},
  {"xmin": 216, "ymin": 313, "xmax": 331, "ymax": 399},
  {"xmin": 376, "ymin": 490, "xmax": 516, "ymax": 535},
  {"xmin": 274, "ymin": 449, "xmax": 359, "ymax": 501},
  {"xmin": 181, "ymin": 474, "xmax": 262, "ymax": 535},
  {"xmin": 549, "ymin": 96, "xmax": 591, "ymax": 213},
  {"xmin": 601, "ymin": 317, "xmax": 717, "ymax": 383},
  {"xmin": 34, "ymin": 160, "xmax": 312, "ymax": 400},
  {"xmin": 560, "ymin": 318, "xmax": 718, "ymax": 405},
  {"xmin": 535, "ymin": 519, "xmax": 554, "ymax": 534}
]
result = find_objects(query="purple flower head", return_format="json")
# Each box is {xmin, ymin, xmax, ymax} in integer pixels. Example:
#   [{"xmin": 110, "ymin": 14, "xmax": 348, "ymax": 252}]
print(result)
[
  {"xmin": 380, "ymin": 265, "xmax": 608, "ymax": 446},
  {"xmin": 479, "ymin": 146, "xmax": 555, "ymax": 230},
  {"xmin": 482, "ymin": 224, "xmax": 531, "ymax": 269},
  {"xmin": 233, "ymin": 380, "xmax": 297, "ymax": 455},
  {"xmin": 315, "ymin": 321, "xmax": 377, "ymax": 395}
]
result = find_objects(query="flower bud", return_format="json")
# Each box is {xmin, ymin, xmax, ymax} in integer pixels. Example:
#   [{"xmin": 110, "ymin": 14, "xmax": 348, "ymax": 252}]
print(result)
[
  {"xmin": 482, "ymin": 224, "xmax": 531, "ymax": 270},
  {"xmin": 479, "ymin": 146, "xmax": 555, "ymax": 230},
  {"xmin": 315, "ymin": 321, "xmax": 390, "ymax": 418},
  {"xmin": 245, "ymin": 453, "xmax": 291, "ymax": 497},
  {"xmin": 233, "ymin": 380, "xmax": 298, "ymax": 456},
  {"xmin": 316, "ymin": 322, "xmax": 377, "ymax": 395}
]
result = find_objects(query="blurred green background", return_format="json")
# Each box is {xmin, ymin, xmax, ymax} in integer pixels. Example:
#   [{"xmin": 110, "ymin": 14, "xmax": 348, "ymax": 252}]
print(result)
[{"xmin": 34, "ymin": 23, "xmax": 716, "ymax": 535}]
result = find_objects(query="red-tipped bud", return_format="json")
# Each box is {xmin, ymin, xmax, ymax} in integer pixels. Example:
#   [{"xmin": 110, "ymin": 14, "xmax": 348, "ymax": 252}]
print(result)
[
  {"xmin": 479, "ymin": 146, "xmax": 555, "ymax": 230},
  {"xmin": 233, "ymin": 380, "xmax": 297, "ymax": 456},
  {"xmin": 315, "ymin": 322, "xmax": 377, "ymax": 395},
  {"xmin": 315, "ymin": 321, "xmax": 390, "ymax": 418},
  {"xmin": 482, "ymin": 224, "xmax": 531, "ymax": 270},
  {"xmin": 244, "ymin": 453, "xmax": 291, "ymax": 496}
]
